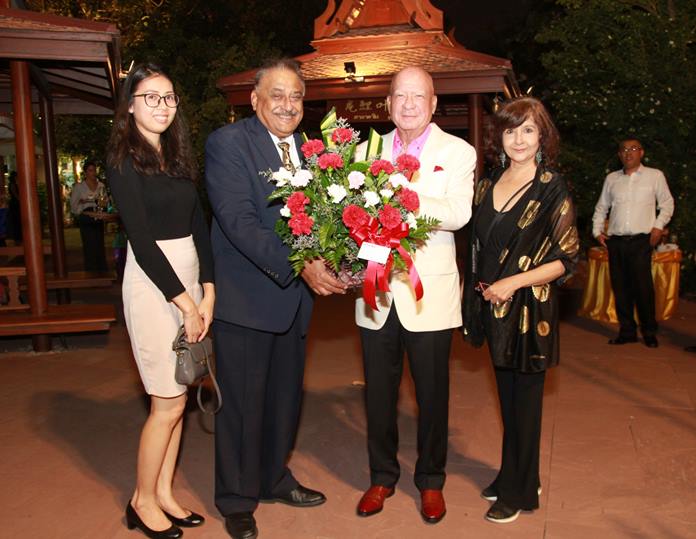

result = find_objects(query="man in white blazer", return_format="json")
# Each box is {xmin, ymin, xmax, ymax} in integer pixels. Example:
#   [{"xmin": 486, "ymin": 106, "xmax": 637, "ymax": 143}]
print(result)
[{"xmin": 355, "ymin": 66, "xmax": 476, "ymax": 524}]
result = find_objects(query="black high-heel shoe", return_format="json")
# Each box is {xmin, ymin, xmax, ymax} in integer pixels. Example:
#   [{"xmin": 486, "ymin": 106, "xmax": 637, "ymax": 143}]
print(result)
[
  {"xmin": 162, "ymin": 510, "xmax": 205, "ymax": 527},
  {"xmin": 125, "ymin": 501, "xmax": 183, "ymax": 539}
]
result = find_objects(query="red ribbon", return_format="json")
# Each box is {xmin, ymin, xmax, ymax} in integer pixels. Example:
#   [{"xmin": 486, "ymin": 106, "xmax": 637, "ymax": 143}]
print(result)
[{"xmin": 349, "ymin": 217, "xmax": 424, "ymax": 310}]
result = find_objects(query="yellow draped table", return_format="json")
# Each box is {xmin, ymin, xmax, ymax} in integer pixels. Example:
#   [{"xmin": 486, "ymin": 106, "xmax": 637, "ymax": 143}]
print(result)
[{"xmin": 578, "ymin": 246, "xmax": 681, "ymax": 323}]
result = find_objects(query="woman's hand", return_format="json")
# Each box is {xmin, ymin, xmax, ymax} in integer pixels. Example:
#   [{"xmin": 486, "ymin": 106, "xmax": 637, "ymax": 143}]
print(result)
[
  {"xmin": 172, "ymin": 291, "xmax": 204, "ymax": 343},
  {"xmin": 197, "ymin": 284, "xmax": 215, "ymax": 341},
  {"xmin": 483, "ymin": 275, "xmax": 521, "ymax": 305},
  {"xmin": 182, "ymin": 309, "xmax": 204, "ymax": 343}
]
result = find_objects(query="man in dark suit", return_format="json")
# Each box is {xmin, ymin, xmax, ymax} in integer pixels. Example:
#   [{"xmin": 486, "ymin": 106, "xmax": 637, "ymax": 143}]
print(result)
[{"xmin": 205, "ymin": 58, "xmax": 345, "ymax": 539}]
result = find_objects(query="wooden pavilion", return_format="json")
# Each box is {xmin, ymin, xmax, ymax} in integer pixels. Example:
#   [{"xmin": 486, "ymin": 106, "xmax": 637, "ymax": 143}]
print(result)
[
  {"xmin": 217, "ymin": 0, "xmax": 520, "ymax": 176},
  {"xmin": 0, "ymin": 2, "xmax": 120, "ymax": 351}
]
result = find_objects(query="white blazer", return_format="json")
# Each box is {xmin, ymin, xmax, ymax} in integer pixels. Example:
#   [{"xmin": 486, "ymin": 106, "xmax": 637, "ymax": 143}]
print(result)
[{"xmin": 355, "ymin": 124, "xmax": 476, "ymax": 332}]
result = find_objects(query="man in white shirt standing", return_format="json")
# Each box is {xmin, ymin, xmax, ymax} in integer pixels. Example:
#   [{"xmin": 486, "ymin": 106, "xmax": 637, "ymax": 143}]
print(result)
[{"xmin": 592, "ymin": 138, "xmax": 674, "ymax": 348}]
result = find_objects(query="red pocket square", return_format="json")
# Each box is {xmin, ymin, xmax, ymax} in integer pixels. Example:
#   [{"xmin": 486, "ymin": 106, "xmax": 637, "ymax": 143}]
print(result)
[{"xmin": 433, "ymin": 165, "xmax": 444, "ymax": 172}]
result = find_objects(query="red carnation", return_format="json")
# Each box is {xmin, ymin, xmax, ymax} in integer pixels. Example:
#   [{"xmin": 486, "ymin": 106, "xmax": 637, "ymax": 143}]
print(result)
[
  {"xmin": 300, "ymin": 139, "xmax": 325, "ymax": 158},
  {"xmin": 317, "ymin": 152, "xmax": 344, "ymax": 170},
  {"xmin": 286, "ymin": 191, "xmax": 309, "ymax": 214},
  {"xmin": 398, "ymin": 188, "xmax": 420, "ymax": 212},
  {"xmin": 378, "ymin": 204, "xmax": 403, "ymax": 230},
  {"xmin": 342, "ymin": 204, "xmax": 369, "ymax": 229},
  {"xmin": 369, "ymin": 159, "xmax": 395, "ymax": 176},
  {"xmin": 396, "ymin": 154, "xmax": 420, "ymax": 175},
  {"xmin": 289, "ymin": 212, "xmax": 314, "ymax": 235},
  {"xmin": 331, "ymin": 127, "xmax": 354, "ymax": 144}
]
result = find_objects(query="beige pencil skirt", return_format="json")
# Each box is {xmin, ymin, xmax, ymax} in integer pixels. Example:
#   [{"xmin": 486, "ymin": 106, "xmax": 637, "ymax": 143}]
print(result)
[{"xmin": 122, "ymin": 235, "xmax": 202, "ymax": 398}]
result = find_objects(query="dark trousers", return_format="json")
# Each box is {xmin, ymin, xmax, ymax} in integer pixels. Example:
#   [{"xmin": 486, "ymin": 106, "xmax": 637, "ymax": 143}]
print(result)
[
  {"xmin": 214, "ymin": 316, "xmax": 305, "ymax": 514},
  {"xmin": 607, "ymin": 234, "xmax": 657, "ymax": 338},
  {"xmin": 360, "ymin": 306, "xmax": 452, "ymax": 491},
  {"xmin": 77, "ymin": 214, "xmax": 107, "ymax": 272},
  {"xmin": 491, "ymin": 367, "xmax": 546, "ymax": 511}
]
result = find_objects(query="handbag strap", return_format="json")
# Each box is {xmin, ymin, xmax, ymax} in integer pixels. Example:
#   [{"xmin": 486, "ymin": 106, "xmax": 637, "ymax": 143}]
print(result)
[{"xmin": 195, "ymin": 341, "xmax": 222, "ymax": 415}]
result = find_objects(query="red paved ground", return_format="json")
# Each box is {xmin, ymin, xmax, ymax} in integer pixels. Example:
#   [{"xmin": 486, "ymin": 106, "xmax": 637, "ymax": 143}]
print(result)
[{"xmin": 1, "ymin": 285, "xmax": 695, "ymax": 538}]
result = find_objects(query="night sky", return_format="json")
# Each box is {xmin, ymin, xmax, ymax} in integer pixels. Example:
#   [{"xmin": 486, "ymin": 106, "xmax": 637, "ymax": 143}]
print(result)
[{"xmin": 432, "ymin": 0, "xmax": 541, "ymax": 56}]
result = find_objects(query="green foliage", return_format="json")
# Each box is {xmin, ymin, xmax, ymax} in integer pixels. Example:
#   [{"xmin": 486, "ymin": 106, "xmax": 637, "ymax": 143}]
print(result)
[
  {"xmin": 528, "ymin": 0, "xmax": 696, "ymax": 293},
  {"xmin": 53, "ymin": 115, "xmax": 112, "ymax": 163},
  {"xmin": 29, "ymin": 0, "xmax": 326, "ymax": 173}
]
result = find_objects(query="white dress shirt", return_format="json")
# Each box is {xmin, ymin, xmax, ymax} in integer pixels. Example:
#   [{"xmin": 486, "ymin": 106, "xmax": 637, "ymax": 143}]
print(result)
[
  {"xmin": 268, "ymin": 132, "xmax": 301, "ymax": 170},
  {"xmin": 70, "ymin": 180, "xmax": 105, "ymax": 215},
  {"xmin": 592, "ymin": 165, "xmax": 674, "ymax": 237}
]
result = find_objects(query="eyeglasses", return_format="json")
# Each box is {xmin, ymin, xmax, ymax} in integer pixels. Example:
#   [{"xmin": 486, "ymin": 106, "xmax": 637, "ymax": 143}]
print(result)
[
  {"xmin": 620, "ymin": 146, "xmax": 642, "ymax": 153},
  {"xmin": 132, "ymin": 93, "xmax": 180, "ymax": 108}
]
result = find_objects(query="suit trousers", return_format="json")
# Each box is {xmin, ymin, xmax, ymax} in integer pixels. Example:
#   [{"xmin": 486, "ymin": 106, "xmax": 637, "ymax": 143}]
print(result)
[
  {"xmin": 77, "ymin": 213, "xmax": 107, "ymax": 272},
  {"xmin": 360, "ymin": 305, "xmax": 452, "ymax": 491},
  {"xmin": 491, "ymin": 367, "xmax": 545, "ymax": 511},
  {"xmin": 213, "ymin": 315, "xmax": 305, "ymax": 514},
  {"xmin": 607, "ymin": 234, "xmax": 657, "ymax": 338}
]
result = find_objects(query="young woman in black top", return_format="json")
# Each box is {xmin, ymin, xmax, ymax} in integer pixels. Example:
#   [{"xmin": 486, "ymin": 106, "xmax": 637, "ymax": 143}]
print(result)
[{"xmin": 107, "ymin": 63, "xmax": 214, "ymax": 538}]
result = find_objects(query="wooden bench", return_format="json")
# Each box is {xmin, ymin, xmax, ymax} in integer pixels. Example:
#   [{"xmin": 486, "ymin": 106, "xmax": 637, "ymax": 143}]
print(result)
[
  {"xmin": 21, "ymin": 271, "xmax": 117, "ymax": 290},
  {"xmin": 0, "ymin": 245, "xmax": 52, "ymax": 259},
  {"xmin": 0, "ymin": 303, "xmax": 116, "ymax": 336},
  {"xmin": 0, "ymin": 266, "xmax": 30, "ymax": 312}
]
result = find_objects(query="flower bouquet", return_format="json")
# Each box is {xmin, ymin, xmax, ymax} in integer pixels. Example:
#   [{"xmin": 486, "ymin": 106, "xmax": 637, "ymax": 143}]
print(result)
[{"xmin": 267, "ymin": 109, "xmax": 439, "ymax": 310}]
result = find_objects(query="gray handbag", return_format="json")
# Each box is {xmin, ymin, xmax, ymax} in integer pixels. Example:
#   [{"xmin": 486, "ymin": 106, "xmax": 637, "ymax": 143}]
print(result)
[{"xmin": 172, "ymin": 326, "xmax": 221, "ymax": 413}]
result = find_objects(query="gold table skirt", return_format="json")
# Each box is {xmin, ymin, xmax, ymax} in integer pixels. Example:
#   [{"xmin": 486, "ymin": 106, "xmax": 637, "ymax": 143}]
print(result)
[{"xmin": 578, "ymin": 246, "xmax": 681, "ymax": 323}]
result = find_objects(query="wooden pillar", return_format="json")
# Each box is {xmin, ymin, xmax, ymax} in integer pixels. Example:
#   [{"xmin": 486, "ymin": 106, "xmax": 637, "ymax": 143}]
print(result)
[
  {"xmin": 39, "ymin": 93, "xmax": 70, "ymax": 304},
  {"xmin": 11, "ymin": 61, "xmax": 50, "ymax": 352},
  {"xmin": 468, "ymin": 93, "xmax": 484, "ymax": 182}
]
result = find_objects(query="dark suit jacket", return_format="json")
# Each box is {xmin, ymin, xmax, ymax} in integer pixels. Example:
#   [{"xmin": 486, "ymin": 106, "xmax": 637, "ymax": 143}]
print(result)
[{"xmin": 205, "ymin": 115, "xmax": 313, "ymax": 334}]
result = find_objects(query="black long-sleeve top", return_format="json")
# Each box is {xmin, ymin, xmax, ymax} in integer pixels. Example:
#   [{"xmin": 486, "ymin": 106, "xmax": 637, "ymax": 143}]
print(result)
[{"xmin": 108, "ymin": 157, "xmax": 214, "ymax": 300}]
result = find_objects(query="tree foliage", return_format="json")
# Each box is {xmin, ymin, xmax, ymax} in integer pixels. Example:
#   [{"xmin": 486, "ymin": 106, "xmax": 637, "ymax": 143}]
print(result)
[
  {"xmin": 30, "ymin": 0, "xmax": 325, "ymax": 167},
  {"xmin": 528, "ymin": 0, "xmax": 696, "ymax": 292}
]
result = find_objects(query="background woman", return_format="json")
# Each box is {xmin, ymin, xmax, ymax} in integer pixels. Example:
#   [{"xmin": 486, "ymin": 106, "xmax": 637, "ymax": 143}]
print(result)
[
  {"xmin": 463, "ymin": 97, "xmax": 579, "ymax": 523},
  {"xmin": 69, "ymin": 160, "xmax": 108, "ymax": 272},
  {"xmin": 107, "ymin": 63, "xmax": 214, "ymax": 539}
]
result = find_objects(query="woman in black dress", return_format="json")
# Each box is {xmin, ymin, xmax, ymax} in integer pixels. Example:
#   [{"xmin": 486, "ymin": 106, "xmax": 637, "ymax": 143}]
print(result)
[
  {"xmin": 107, "ymin": 63, "xmax": 214, "ymax": 538},
  {"xmin": 463, "ymin": 97, "xmax": 579, "ymax": 523}
]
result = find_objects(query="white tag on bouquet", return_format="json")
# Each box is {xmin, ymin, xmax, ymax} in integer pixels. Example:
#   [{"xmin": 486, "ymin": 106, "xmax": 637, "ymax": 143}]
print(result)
[{"xmin": 358, "ymin": 242, "xmax": 390, "ymax": 264}]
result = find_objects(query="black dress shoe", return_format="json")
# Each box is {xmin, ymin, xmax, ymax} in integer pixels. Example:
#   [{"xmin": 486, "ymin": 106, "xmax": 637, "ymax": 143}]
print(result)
[
  {"xmin": 608, "ymin": 335, "xmax": 638, "ymax": 345},
  {"xmin": 644, "ymin": 335, "xmax": 659, "ymax": 348},
  {"xmin": 163, "ymin": 509, "xmax": 205, "ymax": 527},
  {"xmin": 125, "ymin": 502, "xmax": 182, "ymax": 539},
  {"xmin": 261, "ymin": 485, "xmax": 326, "ymax": 507},
  {"xmin": 485, "ymin": 500, "xmax": 521, "ymax": 523},
  {"xmin": 224, "ymin": 512, "xmax": 257, "ymax": 539}
]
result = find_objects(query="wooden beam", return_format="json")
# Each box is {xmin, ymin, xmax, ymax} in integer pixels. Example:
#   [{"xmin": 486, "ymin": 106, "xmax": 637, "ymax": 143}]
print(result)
[
  {"xmin": 468, "ymin": 94, "xmax": 484, "ymax": 180},
  {"xmin": 39, "ymin": 93, "xmax": 70, "ymax": 304},
  {"xmin": 10, "ymin": 60, "xmax": 49, "ymax": 351}
]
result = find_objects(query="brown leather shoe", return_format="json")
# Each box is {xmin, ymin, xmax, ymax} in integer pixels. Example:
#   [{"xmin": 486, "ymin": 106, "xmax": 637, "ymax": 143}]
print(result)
[
  {"xmin": 356, "ymin": 485, "xmax": 394, "ymax": 517},
  {"xmin": 420, "ymin": 489, "xmax": 446, "ymax": 524}
]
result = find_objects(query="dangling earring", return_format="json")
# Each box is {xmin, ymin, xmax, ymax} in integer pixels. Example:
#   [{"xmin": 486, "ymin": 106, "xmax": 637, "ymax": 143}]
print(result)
[
  {"xmin": 535, "ymin": 149, "xmax": 543, "ymax": 164},
  {"xmin": 499, "ymin": 151, "xmax": 507, "ymax": 168}
]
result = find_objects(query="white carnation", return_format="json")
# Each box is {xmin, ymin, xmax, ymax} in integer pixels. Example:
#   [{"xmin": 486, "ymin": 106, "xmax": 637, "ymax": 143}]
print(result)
[
  {"xmin": 406, "ymin": 212, "xmax": 417, "ymax": 227},
  {"xmin": 327, "ymin": 184, "xmax": 347, "ymax": 204},
  {"xmin": 389, "ymin": 172, "xmax": 409, "ymax": 189},
  {"xmin": 363, "ymin": 190, "xmax": 380, "ymax": 207},
  {"xmin": 348, "ymin": 170, "xmax": 366, "ymax": 189},
  {"xmin": 290, "ymin": 169, "xmax": 313, "ymax": 187},
  {"xmin": 272, "ymin": 167, "xmax": 293, "ymax": 186},
  {"xmin": 379, "ymin": 188, "xmax": 394, "ymax": 200},
  {"xmin": 280, "ymin": 205, "xmax": 291, "ymax": 218}
]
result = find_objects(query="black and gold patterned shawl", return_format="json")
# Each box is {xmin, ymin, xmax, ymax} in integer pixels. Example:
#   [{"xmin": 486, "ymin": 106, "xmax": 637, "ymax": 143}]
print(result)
[{"xmin": 463, "ymin": 166, "xmax": 580, "ymax": 372}]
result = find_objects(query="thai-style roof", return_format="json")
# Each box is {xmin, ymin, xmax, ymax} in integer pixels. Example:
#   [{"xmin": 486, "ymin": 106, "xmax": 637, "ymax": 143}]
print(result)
[
  {"xmin": 218, "ymin": 0, "xmax": 518, "ymax": 105},
  {"xmin": 0, "ymin": 6, "xmax": 121, "ymax": 114}
]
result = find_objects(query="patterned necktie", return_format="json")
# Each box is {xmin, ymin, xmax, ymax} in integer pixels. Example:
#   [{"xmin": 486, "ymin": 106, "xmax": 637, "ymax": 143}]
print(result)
[{"xmin": 277, "ymin": 141, "xmax": 296, "ymax": 174}]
